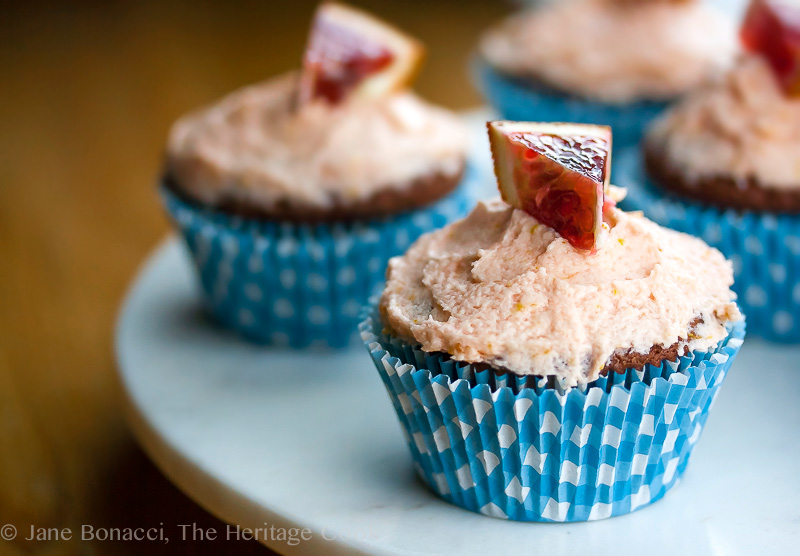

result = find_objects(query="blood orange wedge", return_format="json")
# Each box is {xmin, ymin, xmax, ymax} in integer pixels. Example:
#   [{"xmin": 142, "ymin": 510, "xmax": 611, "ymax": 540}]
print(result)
[
  {"xmin": 298, "ymin": 2, "xmax": 424, "ymax": 105},
  {"xmin": 488, "ymin": 121, "xmax": 613, "ymax": 252},
  {"xmin": 741, "ymin": 0, "xmax": 800, "ymax": 96}
]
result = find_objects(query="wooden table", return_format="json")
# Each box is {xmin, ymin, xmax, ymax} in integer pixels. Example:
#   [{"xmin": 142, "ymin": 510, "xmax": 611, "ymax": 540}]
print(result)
[{"xmin": 0, "ymin": 1, "xmax": 508, "ymax": 554}]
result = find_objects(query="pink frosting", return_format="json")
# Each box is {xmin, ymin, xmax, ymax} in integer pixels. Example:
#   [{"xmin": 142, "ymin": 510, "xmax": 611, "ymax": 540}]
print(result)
[
  {"xmin": 381, "ymin": 199, "xmax": 741, "ymax": 387},
  {"xmin": 166, "ymin": 73, "xmax": 468, "ymax": 210},
  {"xmin": 648, "ymin": 55, "xmax": 800, "ymax": 190},
  {"xmin": 480, "ymin": 0, "xmax": 737, "ymax": 102}
]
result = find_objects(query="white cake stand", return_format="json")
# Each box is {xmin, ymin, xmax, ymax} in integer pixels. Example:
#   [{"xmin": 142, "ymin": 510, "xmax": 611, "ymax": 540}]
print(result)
[
  {"xmin": 116, "ymin": 111, "xmax": 798, "ymax": 555},
  {"xmin": 116, "ymin": 238, "xmax": 800, "ymax": 556}
]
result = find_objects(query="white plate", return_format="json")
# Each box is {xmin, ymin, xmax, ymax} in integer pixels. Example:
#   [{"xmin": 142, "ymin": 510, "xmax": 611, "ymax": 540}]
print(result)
[{"xmin": 116, "ymin": 238, "xmax": 800, "ymax": 556}]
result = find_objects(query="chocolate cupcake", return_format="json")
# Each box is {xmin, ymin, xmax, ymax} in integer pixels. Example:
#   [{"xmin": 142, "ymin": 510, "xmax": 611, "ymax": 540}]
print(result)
[
  {"xmin": 476, "ymin": 0, "xmax": 737, "ymax": 146},
  {"xmin": 379, "ymin": 197, "xmax": 740, "ymax": 386},
  {"xmin": 620, "ymin": 0, "xmax": 800, "ymax": 340},
  {"xmin": 362, "ymin": 121, "xmax": 744, "ymax": 521},
  {"xmin": 644, "ymin": 55, "xmax": 800, "ymax": 212},
  {"xmin": 161, "ymin": 2, "xmax": 473, "ymax": 348},
  {"xmin": 165, "ymin": 73, "xmax": 467, "ymax": 221}
]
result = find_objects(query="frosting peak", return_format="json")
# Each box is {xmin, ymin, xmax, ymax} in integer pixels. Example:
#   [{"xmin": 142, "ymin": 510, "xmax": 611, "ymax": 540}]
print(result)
[
  {"xmin": 381, "ymin": 199, "xmax": 740, "ymax": 387},
  {"xmin": 480, "ymin": 0, "xmax": 737, "ymax": 102}
]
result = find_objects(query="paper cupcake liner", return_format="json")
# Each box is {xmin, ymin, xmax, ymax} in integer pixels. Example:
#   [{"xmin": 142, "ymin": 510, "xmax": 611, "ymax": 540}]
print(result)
[
  {"xmin": 473, "ymin": 60, "xmax": 669, "ymax": 149},
  {"xmin": 360, "ymin": 309, "xmax": 745, "ymax": 522},
  {"xmin": 617, "ymin": 146, "xmax": 800, "ymax": 342},
  {"xmin": 160, "ymin": 174, "xmax": 476, "ymax": 348}
]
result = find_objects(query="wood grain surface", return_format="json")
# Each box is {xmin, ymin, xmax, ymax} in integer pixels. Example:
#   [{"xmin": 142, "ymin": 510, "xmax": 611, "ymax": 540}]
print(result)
[{"xmin": 0, "ymin": 0, "xmax": 509, "ymax": 554}]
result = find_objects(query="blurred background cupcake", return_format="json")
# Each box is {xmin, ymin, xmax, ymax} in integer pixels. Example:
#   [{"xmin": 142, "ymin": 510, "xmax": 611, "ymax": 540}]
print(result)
[
  {"xmin": 363, "ymin": 121, "xmax": 744, "ymax": 521},
  {"xmin": 162, "ymin": 2, "xmax": 473, "ymax": 348},
  {"xmin": 619, "ymin": 0, "xmax": 800, "ymax": 341},
  {"xmin": 476, "ymin": 0, "xmax": 738, "ymax": 147}
]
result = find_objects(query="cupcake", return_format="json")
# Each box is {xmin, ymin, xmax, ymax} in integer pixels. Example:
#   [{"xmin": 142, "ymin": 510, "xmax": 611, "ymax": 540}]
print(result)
[
  {"xmin": 361, "ymin": 121, "xmax": 744, "ymax": 521},
  {"xmin": 476, "ymin": 0, "xmax": 737, "ymax": 147},
  {"xmin": 619, "ymin": 0, "xmax": 800, "ymax": 340},
  {"xmin": 162, "ymin": 2, "xmax": 472, "ymax": 348}
]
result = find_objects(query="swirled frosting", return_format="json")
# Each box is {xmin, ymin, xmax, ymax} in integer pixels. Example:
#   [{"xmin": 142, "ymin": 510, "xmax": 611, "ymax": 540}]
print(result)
[
  {"xmin": 648, "ymin": 55, "xmax": 800, "ymax": 190},
  {"xmin": 480, "ymin": 0, "xmax": 737, "ymax": 103},
  {"xmin": 381, "ymin": 198, "xmax": 740, "ymax": 387},
  {"xmin": 166, "ymin": 72, "xmax": 468, "ymax": 210}
]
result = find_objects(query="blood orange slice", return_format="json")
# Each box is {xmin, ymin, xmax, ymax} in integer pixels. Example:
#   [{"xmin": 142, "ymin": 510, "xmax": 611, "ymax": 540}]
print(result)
[
  {"xmin": 741, "ymin": 0, "xmax": 800, "ymax": 96},
  {"xmin": 298, "ymin": 2, "xmax": 424, "ymax": 105},
  {"xmin": 488, "ymin": 121, "xmax": 613, "ymax": 252}
]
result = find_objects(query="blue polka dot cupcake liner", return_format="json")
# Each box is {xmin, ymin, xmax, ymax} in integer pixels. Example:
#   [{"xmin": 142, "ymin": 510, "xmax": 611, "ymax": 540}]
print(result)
[
  {"xmin": 616, "ymin": 147, "xmax": 800, "ymax": 342},
  {"xmin": 473, "ymin": 60, "xmax": 670, "ymax": 150},
  {"xmin": 160, "ymin": 174, "xmax": 476, "ymax": 349},
  {"xmin": 360, "ymin": 308, "xmax": 745, "ymax": 522}
]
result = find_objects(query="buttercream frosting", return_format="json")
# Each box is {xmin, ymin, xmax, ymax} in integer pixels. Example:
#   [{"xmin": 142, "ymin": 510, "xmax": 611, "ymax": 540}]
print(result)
[
  {"xmin": 166, "ymin": 72, "xmax": 468, "ymax": 210},
  {"xmin": 381, "ymin": 198, "xmax": 740, "ymax": 387},
  {"xmin": 648, "ymin": 55, "xmax": 800, "ymax": 190},
  {"xmin": 480, "ymin": 0, "xmax": 737, "ymax": 103}
]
